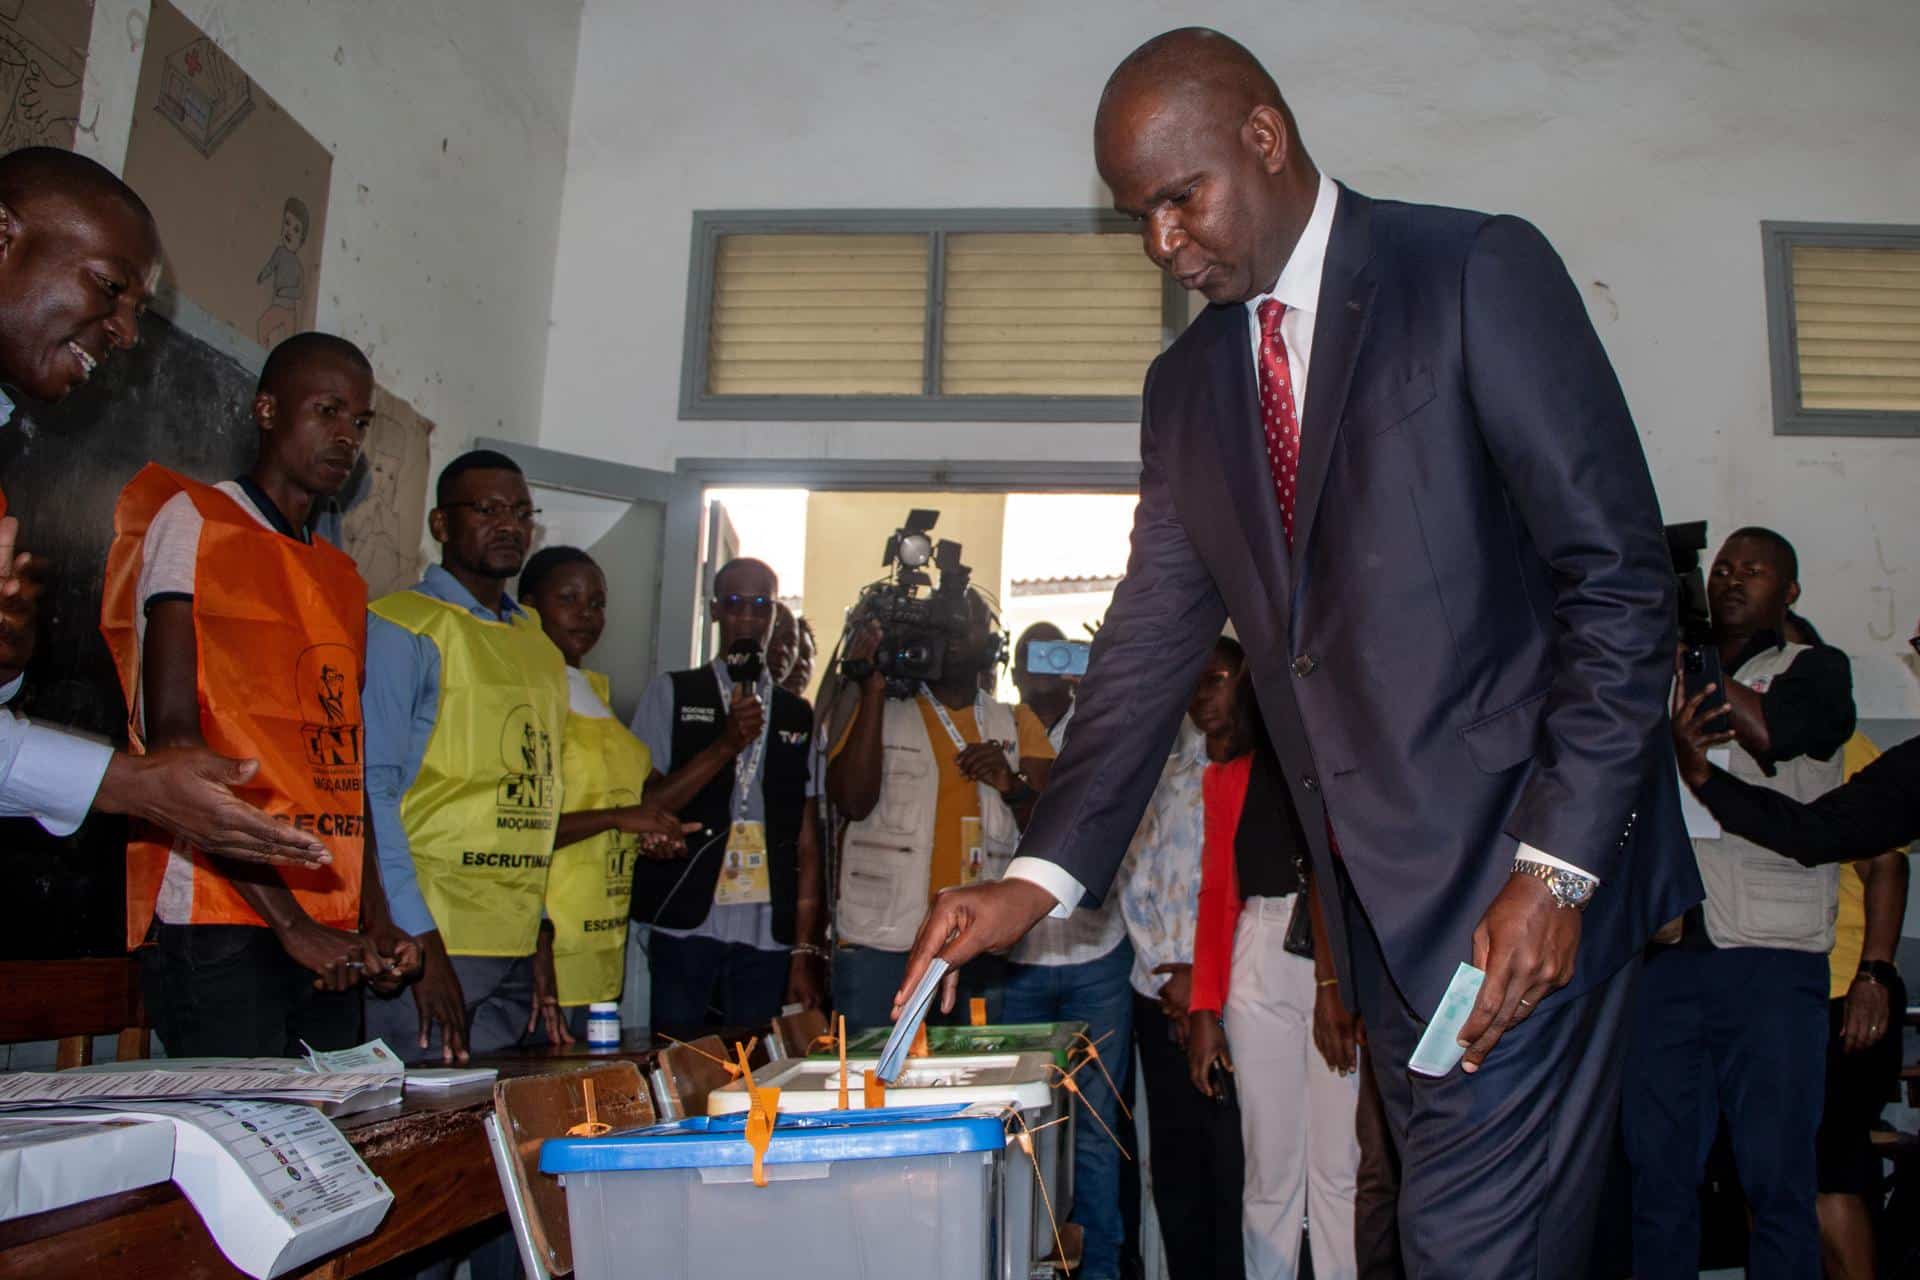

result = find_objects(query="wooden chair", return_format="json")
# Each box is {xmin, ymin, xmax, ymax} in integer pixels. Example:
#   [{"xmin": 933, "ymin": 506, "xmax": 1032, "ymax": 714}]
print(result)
[
  {"xmin": 650, "ymin": 1034, "xmax": 736, "ymax": 1120},
  {"xmin": 488, "ymin": 1062, "xmax": 655, "ymax": 1279},
  {"xmin": 0, "ymin": 957, "xmax": 150, "ymax": 1069},
  {"xmin": 767, "ymin": 1007, "xmax": 828, "ymax": 1061}
]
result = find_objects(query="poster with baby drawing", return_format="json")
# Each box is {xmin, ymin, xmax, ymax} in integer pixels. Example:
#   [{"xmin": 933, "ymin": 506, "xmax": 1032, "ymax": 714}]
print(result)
[{"xmin": 123, "ymin": 1, "xmax": 330, "ymax": 348}]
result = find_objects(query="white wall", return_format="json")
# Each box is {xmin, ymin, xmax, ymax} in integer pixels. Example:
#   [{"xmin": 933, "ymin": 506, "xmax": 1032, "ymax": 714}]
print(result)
[
  {"xmin": 79, "ymin": 0, "xmax": 583, "ymax": 479},
  {"xmin": 541, "ymin": 0, "xmax": 1920, "ymax": 718}
]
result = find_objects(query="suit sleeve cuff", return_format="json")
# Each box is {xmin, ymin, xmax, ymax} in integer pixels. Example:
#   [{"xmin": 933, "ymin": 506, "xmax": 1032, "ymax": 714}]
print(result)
[
  {"xmin": 10, "ymin": 720, "xmax": 113, "ymax": 836},
  {"xmin": 1516, "ymin": 842, "xmax": 1599, "ymax": 885},
  {"xmin": 1003, "ymin": 856, "xmax": 1086, "ymax": 919}
]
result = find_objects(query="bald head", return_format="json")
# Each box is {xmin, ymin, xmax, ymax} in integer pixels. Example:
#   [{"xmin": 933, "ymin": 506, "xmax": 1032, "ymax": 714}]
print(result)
[
  {"xmin": 1099, "ymin": 28, "xmax": 1288, "ymax": 132},
  {"xmin": 0, "ymin": 147, "xmax": 161, "ymax": 402},
  {"xmin": 1095, "ymin": 29, "xmax": 1317, "ymax": 307},
  {"xmin": 0, "ymin": 147, "xmax": 155, "ymax": 230}
]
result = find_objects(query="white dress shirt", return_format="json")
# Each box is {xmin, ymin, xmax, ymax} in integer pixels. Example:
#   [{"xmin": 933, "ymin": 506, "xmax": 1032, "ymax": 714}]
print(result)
[
  {"xmin": 0, "ymin": 389, "xmax": 115, "ymax": 835},
  {"xmin": 1006, "ymin": 173, "xmax": 1594, "ymax": 914}
]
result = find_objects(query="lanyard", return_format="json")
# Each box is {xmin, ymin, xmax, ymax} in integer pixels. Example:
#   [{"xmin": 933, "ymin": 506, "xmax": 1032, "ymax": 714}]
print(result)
[
  {"xmin": 715, "ymin": 663, "xmax": 775, "ymax": 822},
  {"xmin": 918, "ymin": 683, "xmax": 989, "ymax": 756}
]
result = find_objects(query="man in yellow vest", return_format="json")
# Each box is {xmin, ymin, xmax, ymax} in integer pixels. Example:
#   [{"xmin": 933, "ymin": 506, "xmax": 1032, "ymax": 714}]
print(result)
[
  {"xmin": 103, "ymin": 332, "xmax": 422, "ymax": 1055},
  {"xmin": 363, "ymin": 449, "xmax": 569, "ymax": 1065},
  {"xmin": 0, "ymin": 146, "xmax": 327, "ymax": 866}
]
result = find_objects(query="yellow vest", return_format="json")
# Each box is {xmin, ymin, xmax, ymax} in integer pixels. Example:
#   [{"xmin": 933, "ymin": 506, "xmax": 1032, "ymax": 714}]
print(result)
[
  {"xmin": 368, "ymin": 588, "xmax": 568, "ymax": 957},
  {"xmin": 1828, "ymin": 732, "xmax": 1890, "ymax": 999},
  {"xmin": 550, "ymin": 668, "xmax": 653, "ymax": 1005}
]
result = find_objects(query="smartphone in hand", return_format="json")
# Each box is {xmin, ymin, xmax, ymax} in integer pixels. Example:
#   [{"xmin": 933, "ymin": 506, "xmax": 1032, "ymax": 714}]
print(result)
[{"xmin": 1681, "ymin": 644, "xmax": 1728, "ymax": 717}]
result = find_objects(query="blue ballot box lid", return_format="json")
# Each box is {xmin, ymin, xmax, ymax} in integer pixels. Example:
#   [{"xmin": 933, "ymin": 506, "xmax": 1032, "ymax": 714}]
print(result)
[{"xmin": 539, "ymin": 1103, "xmax": 1005, "ymax": 1174}]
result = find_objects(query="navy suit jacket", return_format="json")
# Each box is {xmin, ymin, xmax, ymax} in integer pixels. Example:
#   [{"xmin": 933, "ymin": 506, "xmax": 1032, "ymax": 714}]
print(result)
[{"xmin": 1026, "ymin": 185, "xmax": 1703, "ymax": 1017}]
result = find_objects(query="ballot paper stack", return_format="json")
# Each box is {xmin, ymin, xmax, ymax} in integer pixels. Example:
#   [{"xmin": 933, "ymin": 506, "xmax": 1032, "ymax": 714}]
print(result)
[
  {"xmin": 0, "ymin": 1043, "xmax": 415, "ymax": 1277},
  {"xmin": 0, "ymin": 1063, "xmax": 403, "ymax": 1114},
  {"xmin": 9, "ymin": 1100, "xmax": 393, "ymax": 1278},
  {"xmin": 0, "ymin": 1114, "xmax": 176, "ymax": 1221}
]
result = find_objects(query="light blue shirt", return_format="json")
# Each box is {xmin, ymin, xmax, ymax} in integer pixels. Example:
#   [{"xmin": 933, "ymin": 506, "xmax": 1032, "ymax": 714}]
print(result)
[
  {"xmin": 363, "ymin": 564, "xmax": 528, "ymax": 937},
  {"xmin": 630, "ymin": 660, "xmax": 815, "ymax": 953},
  {"xmin": 1117, "ymin": 718, "xmax": 1211, "ymax": 999},
  {"xmin": 0, "ymin": 387, "xmax": 115, "ymax": 835}
]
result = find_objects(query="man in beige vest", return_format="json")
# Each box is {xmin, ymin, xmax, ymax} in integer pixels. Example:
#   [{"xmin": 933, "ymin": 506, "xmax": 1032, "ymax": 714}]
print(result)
[{"xmin": 1624, "ymin": 527, "xmax": 1855, "ymax": 1279}]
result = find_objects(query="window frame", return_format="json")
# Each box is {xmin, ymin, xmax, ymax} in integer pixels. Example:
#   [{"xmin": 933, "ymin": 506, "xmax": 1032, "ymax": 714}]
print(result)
[
  {"xmin": 679, "ymin": 209, "xmax": 1186, "ymax": 422},
  {"xmin": 1762, "ymin": 219, "xmax": 1920, "ymax": 438}
]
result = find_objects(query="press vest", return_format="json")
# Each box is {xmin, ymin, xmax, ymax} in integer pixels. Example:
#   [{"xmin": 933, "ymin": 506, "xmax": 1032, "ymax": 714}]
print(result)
[
  {"xmin": 629, "ymin": 666, "xmax": 812, "ymax": 941},
  {"xmin": 102, "ymin": 465, "xmax": 368, "ymax": 948},
  {"xmin": 837, "ymin": 694, "xmax": 1020, "ymax": 952},
  {"xmin": 1692, "ymin": 642, "xmax": 1843, "ymax": 953},
  {"xmin": 367, "ymin": 588, "xmax": 568, "ymax": 957},
  {"xmin": 549, "ymin": 668, "xmax": 652, "ymax": 1005}
]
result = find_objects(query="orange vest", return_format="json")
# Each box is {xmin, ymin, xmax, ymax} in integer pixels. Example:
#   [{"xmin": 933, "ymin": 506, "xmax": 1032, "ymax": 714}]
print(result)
[{"xmin": 103, "ymin": 465, "xmax": 368, "ymax": 947}]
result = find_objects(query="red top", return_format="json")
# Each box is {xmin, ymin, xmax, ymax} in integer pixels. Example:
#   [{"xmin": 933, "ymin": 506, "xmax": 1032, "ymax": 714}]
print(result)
[{"xmin": 1191, "ymin": 754, "xmax": 1252, "ymax": 1016}]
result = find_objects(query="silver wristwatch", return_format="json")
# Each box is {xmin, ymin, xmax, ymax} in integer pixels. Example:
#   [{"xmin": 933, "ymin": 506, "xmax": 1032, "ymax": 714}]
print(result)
[{"xmin": 1512, "ymin": 858, "xmax": 1597, "ymax": 911}]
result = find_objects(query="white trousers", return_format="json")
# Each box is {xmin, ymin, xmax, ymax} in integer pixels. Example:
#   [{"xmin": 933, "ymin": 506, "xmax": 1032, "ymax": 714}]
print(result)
[{"xmin": 1225, "ymin": 895, "xmax": 1361, "ymax": 1280}]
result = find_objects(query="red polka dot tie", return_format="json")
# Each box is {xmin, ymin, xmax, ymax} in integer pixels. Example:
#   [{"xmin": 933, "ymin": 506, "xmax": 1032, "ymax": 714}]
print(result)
[{"xmin": 1256, "ymin": 298, "xmax": 1301, "ymax": 547}]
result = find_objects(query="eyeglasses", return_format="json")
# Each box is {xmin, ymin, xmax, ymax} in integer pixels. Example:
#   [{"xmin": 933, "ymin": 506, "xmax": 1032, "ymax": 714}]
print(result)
[
  {"xmin": 714, "ymin": 593, "xmax": 774, "ymax": 613},
  {"xmin": 443, "ymin": 501, "xmax": 541, "ymax": 525}
]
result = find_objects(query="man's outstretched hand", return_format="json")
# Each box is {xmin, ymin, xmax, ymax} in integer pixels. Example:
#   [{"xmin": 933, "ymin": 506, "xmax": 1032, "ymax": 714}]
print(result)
[
  {"xmin": 891, "ymin": 878, "xmax": 1058, "ymax": 1019},
  {"xmin": 95, "ymin": 747, "xmax": 332, "ymax": 867}
]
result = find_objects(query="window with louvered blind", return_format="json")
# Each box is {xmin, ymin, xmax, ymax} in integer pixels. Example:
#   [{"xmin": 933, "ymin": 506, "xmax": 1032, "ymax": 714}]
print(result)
[
  {"xmin": 1764, "ymin": 222, "xmax": 1920, "ymax": 436},
  {"xmin": 681, "ymin": 211, "xmax": 1182, "ymax": 421}
]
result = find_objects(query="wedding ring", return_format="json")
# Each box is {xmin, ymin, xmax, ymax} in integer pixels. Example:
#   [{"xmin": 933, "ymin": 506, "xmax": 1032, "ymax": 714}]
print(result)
[{"xmin": 1517, "ymin": 998, "xmax": 1534, "ymax": 1009}]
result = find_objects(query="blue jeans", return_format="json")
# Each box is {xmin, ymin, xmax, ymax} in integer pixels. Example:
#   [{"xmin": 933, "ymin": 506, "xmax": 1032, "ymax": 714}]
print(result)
[
  {"xmin": 648, "ymin": 932, "xmax": 790, "ymax": 1034},
  {"xmin": 1623, "ymin": 944, "xmax": 1827, "ymax": 1280},
  {"xmin": 1002, "ymin": 939, "xmax": 1135, "ymax": 1280},
  {"xmin": 831, "ymin": 946, "xmax": 1007, "ymax": 1034}
]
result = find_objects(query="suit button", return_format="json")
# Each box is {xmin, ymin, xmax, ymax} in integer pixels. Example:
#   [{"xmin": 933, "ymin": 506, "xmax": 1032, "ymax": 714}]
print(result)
[
  {"xmin": 1302, "ymin": 776, "xmax": 1319, "ymax": 793},
  {"xmin": 1291, "ymin": 655, "xmax": 1318, "ymax": 678}
]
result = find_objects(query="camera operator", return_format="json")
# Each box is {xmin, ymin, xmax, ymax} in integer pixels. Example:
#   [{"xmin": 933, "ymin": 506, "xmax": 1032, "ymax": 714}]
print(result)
[
  {"xmin": 1624, "ymin": 526, "xmax": 1856, "ymax": 1278},
  {"xmin": 826, "ymin": 589, "xmax": 1054, "ymax": 1030}
]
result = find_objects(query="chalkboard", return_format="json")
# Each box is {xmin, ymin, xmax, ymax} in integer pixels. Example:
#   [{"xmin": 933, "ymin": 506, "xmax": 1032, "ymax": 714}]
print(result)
[{"xmin": 0, "ymin": 311, "xmax": 257, "ymax": 959}]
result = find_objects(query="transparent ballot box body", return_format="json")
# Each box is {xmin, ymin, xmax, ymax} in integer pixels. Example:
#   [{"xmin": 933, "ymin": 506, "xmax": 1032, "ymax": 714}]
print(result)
[
  {"xmin": 710, "ymin": 1053, "xmax": 1065, "ymax": 1280},
  {"xmin": 541, "ymin": 1105, "xmax": 1009, "ymax": 1280}
]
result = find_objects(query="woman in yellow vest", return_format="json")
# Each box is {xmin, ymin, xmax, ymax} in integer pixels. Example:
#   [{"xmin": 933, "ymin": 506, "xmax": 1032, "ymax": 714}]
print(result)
[{"xmin": 519, "ymin": 546, "xmax": 693, "ymax": 1030}]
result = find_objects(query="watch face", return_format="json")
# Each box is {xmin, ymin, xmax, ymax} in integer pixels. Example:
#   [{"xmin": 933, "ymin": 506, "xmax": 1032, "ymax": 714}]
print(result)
[{"xmin": 1550, "ymin": 870, "xmax": 1596, "ymax": 905}]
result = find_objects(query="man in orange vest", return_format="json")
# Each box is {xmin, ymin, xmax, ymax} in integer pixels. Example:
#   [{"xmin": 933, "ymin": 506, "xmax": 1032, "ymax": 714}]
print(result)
[
  {"xmin": 103, "ymin": 332, "xmax": 421, "ymax": 1056},
  {"xmin": 0, "ymin": 145, "xmax": 333, "ymax": 868}
]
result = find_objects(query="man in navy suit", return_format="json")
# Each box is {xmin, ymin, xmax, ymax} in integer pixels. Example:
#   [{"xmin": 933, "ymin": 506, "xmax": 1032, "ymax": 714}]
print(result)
[{"xmin": 894, "ymin": 29, "xmax": 1702, "ymax": 1278}]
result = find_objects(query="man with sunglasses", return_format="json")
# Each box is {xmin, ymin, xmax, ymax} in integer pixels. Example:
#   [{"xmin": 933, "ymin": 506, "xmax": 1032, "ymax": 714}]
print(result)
[
  {"xmin": 361, "ymin": 449, "xmax": 571, "ymax": 1074},
  {"xmin": 627, "ymin": 558, "xmax": 825, "ymax": 1030}
]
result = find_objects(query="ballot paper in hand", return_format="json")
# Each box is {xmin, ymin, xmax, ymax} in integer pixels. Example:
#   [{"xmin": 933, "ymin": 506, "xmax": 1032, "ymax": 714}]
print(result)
[
  {"xmin": 1409, "ymin": 962, "xmax": 1486, "ymax": 1078},
  {"xmin": 874, "ymin": 957, "xmax": 950, "ymax": 1083}
]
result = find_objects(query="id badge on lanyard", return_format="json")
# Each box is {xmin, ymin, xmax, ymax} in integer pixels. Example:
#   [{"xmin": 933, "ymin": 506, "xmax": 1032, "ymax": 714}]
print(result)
[
  {"xmin": 920, "ymin": 685, "xmax": 993, "ymax": 886},
  {"xmin": 715, "ymin": 665, "xmax": 775, "ymax": 907}
]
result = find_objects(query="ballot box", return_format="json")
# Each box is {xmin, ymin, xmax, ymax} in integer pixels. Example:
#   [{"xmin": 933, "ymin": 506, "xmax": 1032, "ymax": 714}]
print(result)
[
  {"xmin": 711, "ymin": 1053, "xmax": 1064, "ymax": 1280},
  {"xmin": 540, "ymin": 1105, "xmax": 1008, "ymax": 1280},
  {"xmin": 829, "ymin": 1021, "xmax": 1089, "ymax": 1073}
]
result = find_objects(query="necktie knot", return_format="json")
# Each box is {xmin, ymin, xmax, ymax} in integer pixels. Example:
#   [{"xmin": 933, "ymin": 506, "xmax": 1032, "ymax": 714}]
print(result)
[{"xmin": 1258, "ymin": 297, "xmax": 1287, "ymax": 342}]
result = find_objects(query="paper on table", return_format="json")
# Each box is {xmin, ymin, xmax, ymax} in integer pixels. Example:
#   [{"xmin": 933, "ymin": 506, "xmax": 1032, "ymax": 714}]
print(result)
[
  {"xmin": 875, "ymin": 957, "xmax": 949, "ymax": 1083},
  {"xmin": 0, "ymin": 1068, "xmax": 401, "ymax": 1111},
  {"xmin": 404, "ymin": 1067, "xmax": 499, "ymax": 1091},
  {"xmin": 0, "ymin": 1115, "xmax": 176, "ymax": 1222},
  {"xmin": 302, "ymin": 1039, "xmax": 405, "ymax": 1079},
  {"xmin": 54, "ymin": 1099, "xmax": 393, "ymax": 1278},
  {"xmin": 1679, "ymin": 748, "xmax": 1733, "ymax": 838},
  {"xmin": 1409, "ymin": 962, "xmax": 1486, "ymax": 1078}
]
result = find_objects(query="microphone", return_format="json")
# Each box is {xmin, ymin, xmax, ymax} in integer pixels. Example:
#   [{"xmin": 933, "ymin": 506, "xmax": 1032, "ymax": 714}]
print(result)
[{"xmin": 724, "ymin": 636, "xmax": 764, "ymax": 687}]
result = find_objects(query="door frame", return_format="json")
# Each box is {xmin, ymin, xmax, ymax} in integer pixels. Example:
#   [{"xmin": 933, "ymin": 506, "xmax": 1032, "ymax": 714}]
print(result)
[
  {"xmin": 478, "ymin": 442, "xmax": 1140, "ymax": 681},
  {"xmin": 660, "ymin": 457, "xmax": 1141, "ymax": 676}
]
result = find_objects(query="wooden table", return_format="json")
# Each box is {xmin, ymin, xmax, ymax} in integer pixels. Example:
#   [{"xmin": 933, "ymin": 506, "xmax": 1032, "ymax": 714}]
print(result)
[{"xmin": 0, "ymin": 1048, "xmax": 660, "ymax": 1279}]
